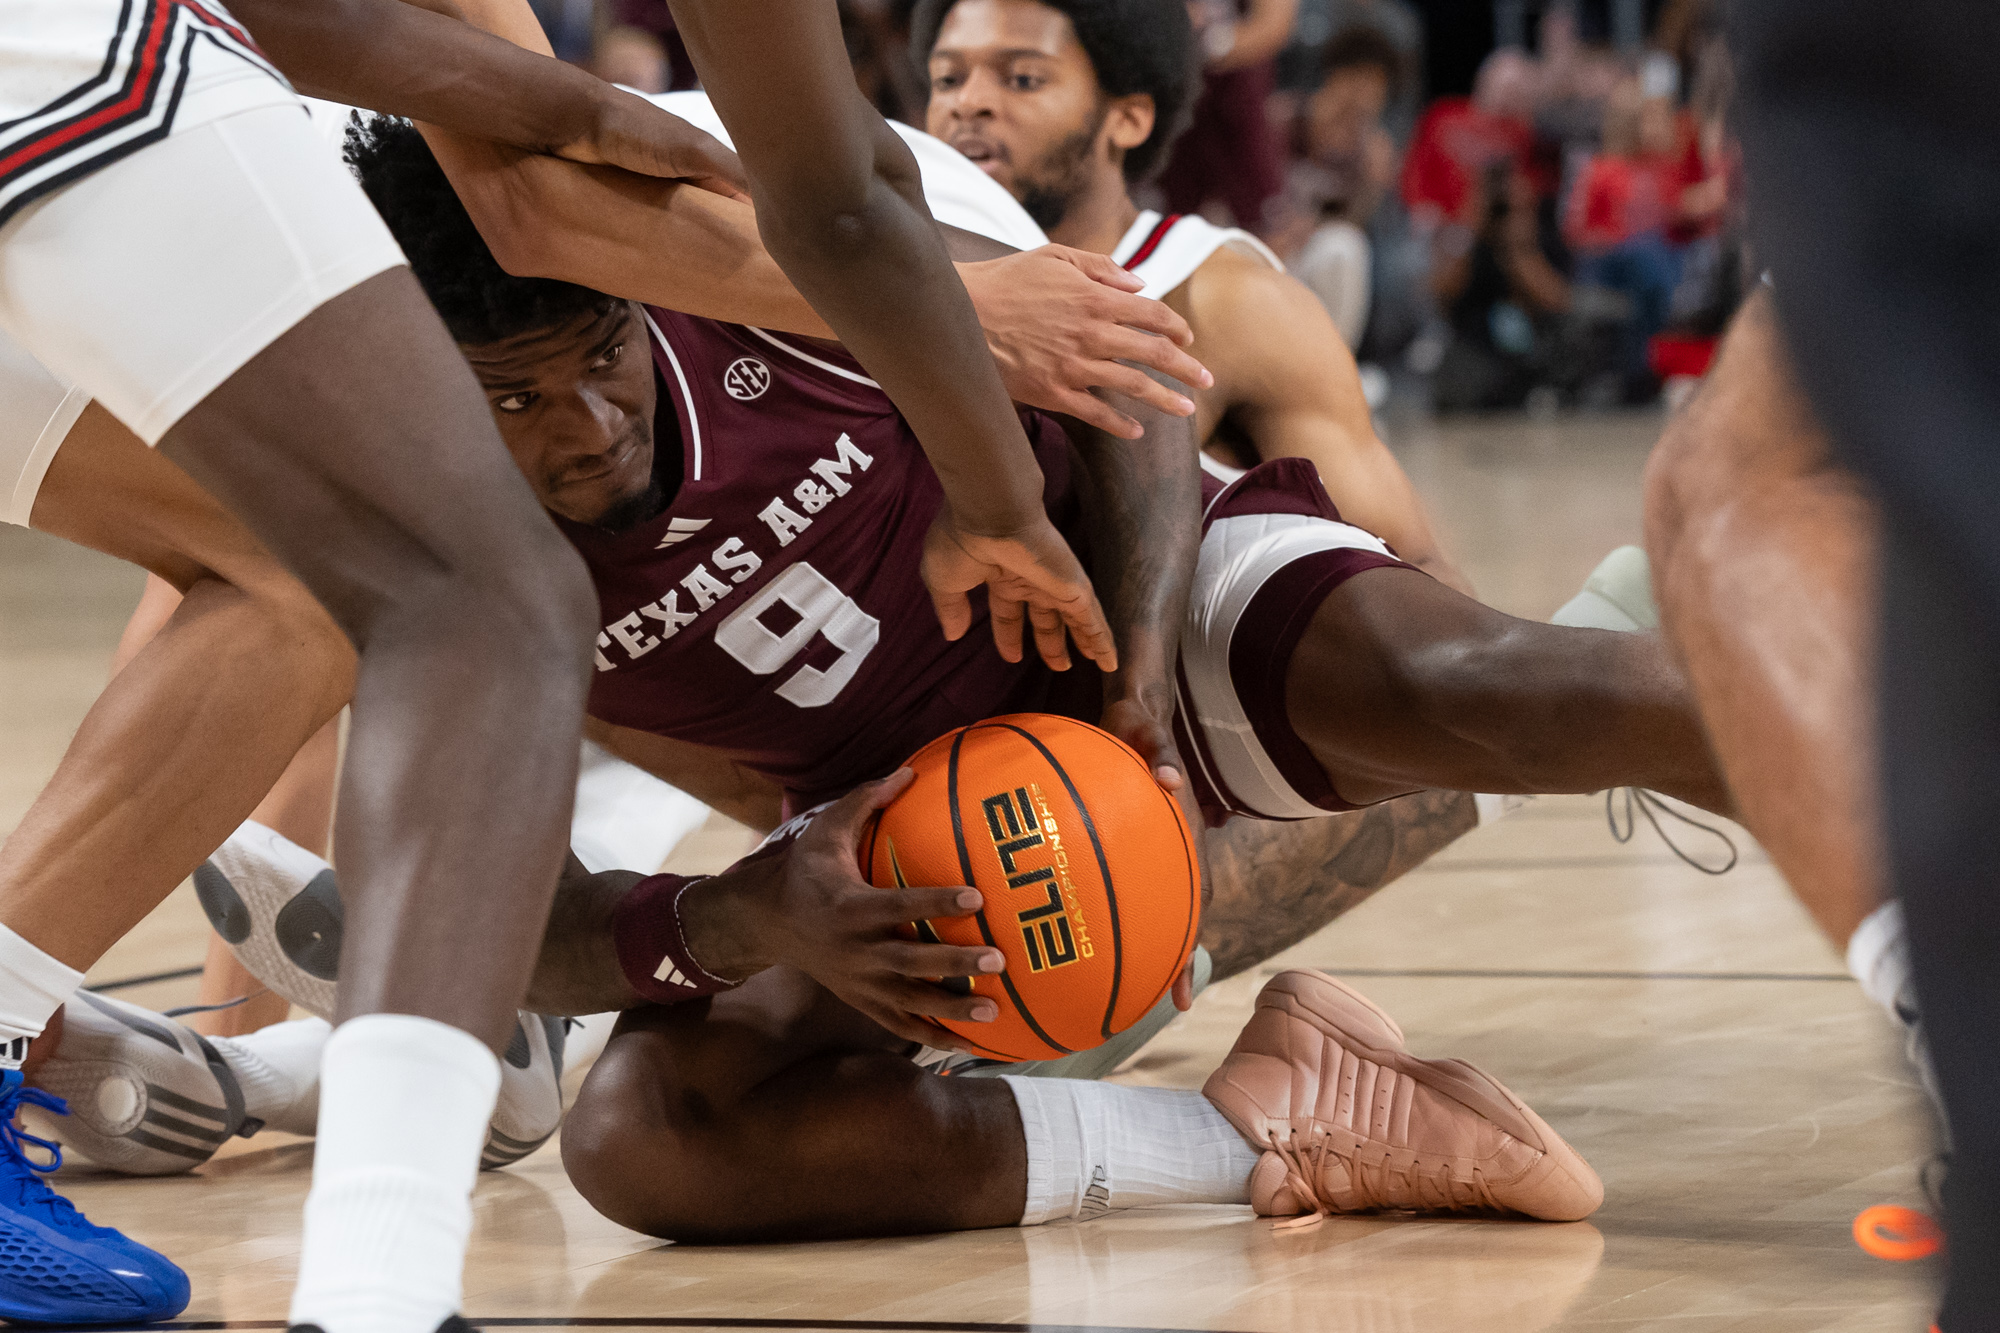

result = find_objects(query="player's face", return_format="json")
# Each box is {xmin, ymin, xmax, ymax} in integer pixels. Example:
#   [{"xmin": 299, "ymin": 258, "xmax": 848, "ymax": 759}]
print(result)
[
  {"xmin": 463, "ymin": 301, "xmax": 659, "ymax": 528},
  {"xmin": 925, "ymin": 0, "xmax": 1142, "ymax": 228}
]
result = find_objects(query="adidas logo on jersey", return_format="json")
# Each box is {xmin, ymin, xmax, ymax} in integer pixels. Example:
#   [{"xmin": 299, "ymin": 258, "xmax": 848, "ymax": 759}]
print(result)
[
  {"xmin": 724, "ymin": 357, "xmax": 771, "ymax": 401},
  {"xmin": 656, "ymin": 517, "xmax": 711, "ymax": 549}
]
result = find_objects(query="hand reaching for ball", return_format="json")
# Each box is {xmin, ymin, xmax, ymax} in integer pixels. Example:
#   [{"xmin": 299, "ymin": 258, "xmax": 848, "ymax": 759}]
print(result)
[{"xmin": 753, "ymin": 769, "xmax": 1005, "ymax": 1053}]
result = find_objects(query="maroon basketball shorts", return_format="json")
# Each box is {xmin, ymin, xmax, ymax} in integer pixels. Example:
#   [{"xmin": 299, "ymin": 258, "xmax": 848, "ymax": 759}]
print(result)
[{"xmin": 1171, "ymin": 458, "xmax": 1419, "ymax": 824}]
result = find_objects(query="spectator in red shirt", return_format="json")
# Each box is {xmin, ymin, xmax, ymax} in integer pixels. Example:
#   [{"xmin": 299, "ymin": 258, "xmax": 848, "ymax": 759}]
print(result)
[
  {"xmin": 1563, "ymin": 73, "xmax": 1685, "ymax": 399},
  {"xmin": 1400, "ymin": 47, "xmax": 1538, "ymax": 235}
]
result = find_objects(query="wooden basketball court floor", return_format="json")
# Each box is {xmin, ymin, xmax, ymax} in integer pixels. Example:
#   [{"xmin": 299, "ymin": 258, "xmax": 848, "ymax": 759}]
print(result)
[{"xmin": 0, "ymin": 411, "xmax": 1939, "ymax": 1331}]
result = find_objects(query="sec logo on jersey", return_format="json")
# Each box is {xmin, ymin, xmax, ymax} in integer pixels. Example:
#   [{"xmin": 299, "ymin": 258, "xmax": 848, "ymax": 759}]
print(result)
[{"xmin": 724, "ymin": 357, "xmax": 771, "ymax": 401}]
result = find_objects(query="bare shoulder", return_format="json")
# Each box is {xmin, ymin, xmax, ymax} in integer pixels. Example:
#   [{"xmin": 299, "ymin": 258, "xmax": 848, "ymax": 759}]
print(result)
[{"xmin": 1178, "ymin": 244, "xmax": 1351, "ymax": 404}]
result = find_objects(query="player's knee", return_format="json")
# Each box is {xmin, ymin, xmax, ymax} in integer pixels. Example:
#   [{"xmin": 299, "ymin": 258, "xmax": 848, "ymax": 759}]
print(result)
[
  {"xmin": 561, "ymin": 1046, "xmax": 756, "ymax": 1243},
  {"xmin": 392, "ymin": 526, "xmax": 597, "ymax": 685},
  {"xmin": 478, "ymin": 522, "xmax": 599, "ymax": 661}
]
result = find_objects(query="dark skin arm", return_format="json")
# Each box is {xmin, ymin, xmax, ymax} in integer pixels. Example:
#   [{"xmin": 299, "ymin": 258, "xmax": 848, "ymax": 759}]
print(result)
[
  {"xmin": 1062, "ymin": 380, "xmax": 1204, "ymax": 1009},
  {"xmin": 228, "ymin": 0, "xmax": 745, "ymax": 196},
  {"xmin": 668, "ymin": 0, "xmax": 1113, "ymax": 675}
]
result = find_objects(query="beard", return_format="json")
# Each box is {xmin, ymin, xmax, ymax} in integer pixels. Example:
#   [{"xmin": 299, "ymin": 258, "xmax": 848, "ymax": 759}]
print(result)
[
  {"xmin": 592, "ymin": 475, "xmax": 668, "ymax": 534},
  {"xmin": 1012, "ymin": 112, "xmax": 1106, "ymax": 232}
]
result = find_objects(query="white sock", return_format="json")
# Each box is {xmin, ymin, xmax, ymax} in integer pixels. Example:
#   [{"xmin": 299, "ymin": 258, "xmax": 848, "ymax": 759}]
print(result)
[
  {"xmin": 290, "ymin": 1014, "xmax": 500, "ymax": 1333},
  {"xmin": 0, "ymin": 923, "xmax": 84, "ymax": 1068},
  {"xmin": 1551, "ymin": 586, "xmax": 1646, "ymax": 633},
  {"xmin": 213, "ymin": 1016, "xmax": 330, "ymax": 1136},
  {"xmin": 1003, "ymin": 1078, "xmax": 1258, "ymax": 1225},
  {"xmin": 1847, "ymin": 899, "xmax": 1915, "ymax": 1023},
  {"xmin": 1552, "ymin": 545, "xmax": 1658, "ymax": 633}
]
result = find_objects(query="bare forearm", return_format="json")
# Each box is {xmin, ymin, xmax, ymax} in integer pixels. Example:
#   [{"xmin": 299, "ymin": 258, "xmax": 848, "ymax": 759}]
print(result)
[
  {"xmin": 526, "ymin": 861, "xmax": 648, "ymax": 1014},
  {"xmin": 1209, "ymin": 0, "xmax": 1300, "ymax": 70},
  {"xmin": 671, "ymin": 0, "xmax": 1046, "ymax": 530},
  {"xmin": 233, "ymin": 0, "xmax": 611, "ymax": 152},
  {"xmin": 1072, "ymin": 383, "xmax": 1202, "ymax": 711},
  {"xmin": 749, "ymin": 135, "xmax": 1045, "ymax": 526},
  {"xmin": 418, "ymin": 126, "xmax": 829, "ymax": 334}
]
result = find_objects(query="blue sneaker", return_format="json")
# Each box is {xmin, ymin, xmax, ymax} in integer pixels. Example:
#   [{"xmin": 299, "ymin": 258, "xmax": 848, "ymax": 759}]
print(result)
[{"xmin": 0, "ymin": 1069, "xmax": 189, "ymax": 1323}]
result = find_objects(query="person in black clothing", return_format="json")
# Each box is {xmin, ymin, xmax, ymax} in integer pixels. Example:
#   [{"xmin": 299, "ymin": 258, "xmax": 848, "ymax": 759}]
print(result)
[{"xmin": 1711, "ymin": 2, "xmax": 2000, "ymax": 1324}]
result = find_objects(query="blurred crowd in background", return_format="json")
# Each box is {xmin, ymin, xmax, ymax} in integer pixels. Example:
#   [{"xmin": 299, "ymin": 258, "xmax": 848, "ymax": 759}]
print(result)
[{"xmin": 528, "ymin": 0, "xmax": 1746, "ymax": 413}]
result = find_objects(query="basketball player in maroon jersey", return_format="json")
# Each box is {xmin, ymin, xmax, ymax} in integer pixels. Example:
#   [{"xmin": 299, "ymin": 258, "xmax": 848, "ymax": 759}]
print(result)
[{"xmin": 331, "ymin": 119, "xmax": 1731, "ymax": 1239}]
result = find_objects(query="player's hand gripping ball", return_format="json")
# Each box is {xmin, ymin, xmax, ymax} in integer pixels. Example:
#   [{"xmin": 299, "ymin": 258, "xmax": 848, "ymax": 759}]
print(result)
[{"xmin": 861, "ymin": 714, "xmax": 1200, "ymax": 1060}]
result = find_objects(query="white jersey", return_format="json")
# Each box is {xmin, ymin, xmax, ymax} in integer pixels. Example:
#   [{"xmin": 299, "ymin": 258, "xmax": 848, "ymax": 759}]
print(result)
[
  {"xmin": 1110, "ymin": 209, "xmax": 1282, "ymax": 301},
  {"xmin": 641, "ymin": 91, "xmax": 1051, "ymax": 255},
  {"xmin": 0, "ymin": 0, "xmax": 287, "ymax": 228}
]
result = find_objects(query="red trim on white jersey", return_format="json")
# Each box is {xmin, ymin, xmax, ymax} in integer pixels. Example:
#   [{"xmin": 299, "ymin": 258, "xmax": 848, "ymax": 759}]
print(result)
[{"xmin": 1108, "ymin": 209, "xmax": 1284, "ymax": 300}]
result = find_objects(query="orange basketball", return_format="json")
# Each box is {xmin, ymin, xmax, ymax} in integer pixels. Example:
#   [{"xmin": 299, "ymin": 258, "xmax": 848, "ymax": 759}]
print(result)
[{"xmin": 859, "ymin": 713, "xmax": 1200, "ymax": 1061}]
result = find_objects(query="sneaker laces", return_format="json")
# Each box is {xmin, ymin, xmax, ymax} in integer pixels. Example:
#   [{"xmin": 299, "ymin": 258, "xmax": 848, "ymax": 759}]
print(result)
[
  {"xmin": 1606, "ymin": 788, "xmax": 1738, "ymax": 874},
  {"xmin": 0, "ymin": 1074, "xmax": 84, "ymax": 1228},
  {"xmin": 1264, "ymin": 1125, "xmax": 1504, "ymax": 1229}
]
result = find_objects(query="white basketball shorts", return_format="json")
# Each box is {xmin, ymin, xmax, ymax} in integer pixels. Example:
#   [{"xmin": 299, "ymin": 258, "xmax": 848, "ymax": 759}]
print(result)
[{"xmin": 0, "ymin": 20, "xmax": 405, "ymax": 456}]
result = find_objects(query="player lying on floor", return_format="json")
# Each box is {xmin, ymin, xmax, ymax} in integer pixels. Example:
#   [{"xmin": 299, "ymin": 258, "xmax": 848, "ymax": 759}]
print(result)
[
  {"xmin": 23, "ymin": 98, "xmax": 1728, "ymax": 1208},
  {"xmin": 310, "ymin": 117, "xmax": 1732, "ymax": 1239},
  {"xmin": 0, "ymin": 83, "xmax": 1208, "ymax": 1177}
]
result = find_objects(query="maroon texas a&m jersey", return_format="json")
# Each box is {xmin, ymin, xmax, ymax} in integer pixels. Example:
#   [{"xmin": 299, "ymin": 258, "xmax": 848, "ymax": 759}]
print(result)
[{"xmin": 561, "ymin": 308, "xmax": 1094, "ymax": 809}]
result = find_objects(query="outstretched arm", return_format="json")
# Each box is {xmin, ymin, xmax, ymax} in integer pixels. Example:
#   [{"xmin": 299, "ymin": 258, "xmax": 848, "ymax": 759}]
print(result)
[
  {"xmin": 228, "ymin": 0, "xmax": 745, "ymax": 195},
  {"xmin": 1065, "ymin": 390, "xmax": 1202, "ymax": 798},
  {"xmin": 667, "ymin": 0, "xmax": 1112, "ymax": 672},
  {"xmin": 1064, "ymin": 377, "xmax": 1204, "ymax": 1007},
  {"xmin": 1194, "ymin": 254, "xmax": 1472, "ymax": 593}
]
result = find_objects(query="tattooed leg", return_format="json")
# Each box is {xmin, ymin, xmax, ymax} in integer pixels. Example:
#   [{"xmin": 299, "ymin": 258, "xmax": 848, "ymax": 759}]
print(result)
[{"xmin": 1199, "ymin": 790, "xmax": 1476, "ymax": 981}]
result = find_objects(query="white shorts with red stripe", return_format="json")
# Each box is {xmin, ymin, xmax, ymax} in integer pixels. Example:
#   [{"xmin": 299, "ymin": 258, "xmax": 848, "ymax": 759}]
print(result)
[{"xmin": 0, "ymin": 1, "xmax": 404, "ymax": 451}]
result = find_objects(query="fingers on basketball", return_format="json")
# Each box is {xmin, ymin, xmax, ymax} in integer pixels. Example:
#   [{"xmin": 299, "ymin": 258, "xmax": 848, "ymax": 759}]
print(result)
[{"xmin": 860, "ymin": 713, "xmax": 1198, "ymax": 1062}]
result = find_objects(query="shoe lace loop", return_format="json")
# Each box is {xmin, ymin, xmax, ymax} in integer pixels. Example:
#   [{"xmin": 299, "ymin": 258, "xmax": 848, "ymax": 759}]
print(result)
[
  {"xmin": 0, "ymin": 1081, "xmax": 67, "ymax": 1175},
  {"xmin": 1607, "ymin": 788, "xmax": 1738, "ymax": 875},
  {"xmin": 0, "ymin": 1074, "xmax": 84, "ymax": 1227},
  {"xmin": 1266, "ymin": 1125, "xmax": 1505, "ymax": 1229}
]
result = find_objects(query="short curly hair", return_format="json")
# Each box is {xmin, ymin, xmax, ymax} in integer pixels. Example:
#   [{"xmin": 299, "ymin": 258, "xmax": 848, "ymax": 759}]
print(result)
[
  {"xmin": 908, "ymin": 0, "xmax": 1199, "ymax": 184},
  {"xmin": 343, "ymin": 114, "xmax": 617, "ymax": 345}
]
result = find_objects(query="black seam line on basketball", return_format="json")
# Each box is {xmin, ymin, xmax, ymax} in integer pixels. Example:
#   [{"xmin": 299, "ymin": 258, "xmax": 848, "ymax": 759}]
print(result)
[
  {"xmin": 75, "ymin": 989, "xmax": 184, "ymax": 1051},
  {"xmin": 1160, "ymin": 715, "xmax": 1200, "ymax": 1001},
  {"xmin": 996, "ymin": 723, "xmax": 1123, "ymax": 1041},
  {"xmin": 488, "ymin": 1127, "xmax": 555, "ymax": 1153},
  {"xmin": 84, "ymin": 964, "xmax": 203, "ymax": 994},
  {"xmin": 125, "ymin": 1312, "xmax": 1208, "ymax": 1320},
  {"xmin": 951, "ymin": 725, "xmax": 1071, "ymax": 1058},
  {"xmin": 1287, "ymin": 966, "xmax": 1855, "ymax": 982},
  {"xmin": 941, "ymin": 731, "xmax": 1024, "ymax": 1064}
]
